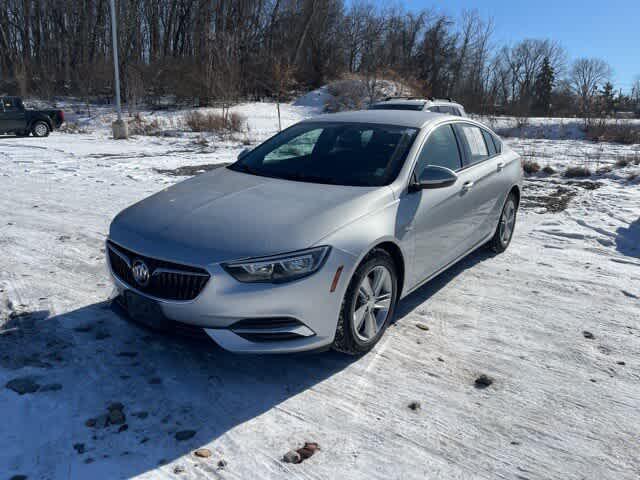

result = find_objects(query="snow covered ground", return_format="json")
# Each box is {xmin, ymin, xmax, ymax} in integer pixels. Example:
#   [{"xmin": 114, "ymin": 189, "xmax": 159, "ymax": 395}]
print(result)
[{"xmin": 1, "ymin": 101, "xmax": 639, "ymax": 480}]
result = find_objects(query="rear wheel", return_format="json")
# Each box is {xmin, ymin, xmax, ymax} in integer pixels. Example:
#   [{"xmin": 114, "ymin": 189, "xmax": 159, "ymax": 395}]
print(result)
[
  {"xmin": 489, "ymin": 192, "xmax": 518, "ymax": 253},
  {"xmin": 32, "ymin": 121, "xmax": 50, "ymax": 138},
  {"xmin": 332, "ymin": 249, "xmax": 398, "ymax": 355}
]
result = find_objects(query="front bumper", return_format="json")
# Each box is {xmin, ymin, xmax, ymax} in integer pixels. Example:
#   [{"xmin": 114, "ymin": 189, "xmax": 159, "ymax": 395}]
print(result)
[{"xmin": 107, "ymin": 244, "xmax": 357, "ymax": 353}]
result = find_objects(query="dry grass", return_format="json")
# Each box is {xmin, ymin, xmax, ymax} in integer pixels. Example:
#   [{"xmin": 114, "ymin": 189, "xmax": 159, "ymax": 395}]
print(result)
[
  {"xmin": 193, "ymin": 136, "xmax": 210, "ymax": 146},
  {"xmin": 127, "ymin": 114, "xmax": 162, "ymax": 135},
  {"xmin": 615, "ymin": 157, "xmax": 631, "ymax": 168},
  {"xmin": 522, "ymin": 159, "xmax": 541, "ymax": 174},
  {"xmin": 325, "ymin": 80, "xmax": 368, "ymax": 112},
  {"xmin": 58, "ymin": 122, "xmax": 90, "ymax": 134},
  {"xmin": 184, "ymin": 111, "xmax": 244, "ymax": 133},
  {"xmin": 585, "ymin": 120, "xmax": 640, "ymax": 145},
  {"xmin": 564, "ymin": 165, "xmax": 592, "ymax": 178}
]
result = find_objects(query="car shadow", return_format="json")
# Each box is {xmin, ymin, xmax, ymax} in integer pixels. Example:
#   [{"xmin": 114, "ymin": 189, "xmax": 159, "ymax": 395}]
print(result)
[
  {"xmin": 615, "ymin": 217, "xmax": 640, "ymax": 258},
  {"xmin": 1, "ymin": 248, "xmax": 494, "ymax": 478},
  {"xmin": 0, "ymin": 302, "xmax": 355, "ymax": 479},
  {"xmin": 395, "ymin": 247, "xmax": 495, "ymax": 320}
]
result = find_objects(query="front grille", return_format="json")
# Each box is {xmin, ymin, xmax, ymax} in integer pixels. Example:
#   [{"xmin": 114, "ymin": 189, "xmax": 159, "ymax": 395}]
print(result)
[{"xmin": 107, "ymin": 240, "xmax": 210, "ymax": 301}]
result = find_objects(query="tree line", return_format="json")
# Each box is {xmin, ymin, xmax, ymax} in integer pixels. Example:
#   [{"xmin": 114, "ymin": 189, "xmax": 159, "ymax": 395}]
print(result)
[{"xmin": 1, "ymin": 0, "xmax": 638, "ymax": 116}]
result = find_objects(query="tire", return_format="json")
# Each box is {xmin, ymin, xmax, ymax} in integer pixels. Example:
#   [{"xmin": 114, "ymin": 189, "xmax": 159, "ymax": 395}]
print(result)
[
  {"xmin": 332, "ymin": 248, "xmax": 399, "ymax": 355},
  {"xmin": 31, "ymin": 121, "xmax": 50, "ymax": 138},
  {"xmin": 489, "ymin": 192, "xmax": 518, "ymax": 253}
]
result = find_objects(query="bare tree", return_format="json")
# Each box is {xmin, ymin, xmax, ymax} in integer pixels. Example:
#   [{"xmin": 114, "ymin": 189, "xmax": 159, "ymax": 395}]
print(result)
[
  {"xmin": 0, "ymin": 0, "xmax": 622, "ymax": 119},
  {"xmin": 570, "ymin": 58, "xmax": 613, "ymax": 119}
]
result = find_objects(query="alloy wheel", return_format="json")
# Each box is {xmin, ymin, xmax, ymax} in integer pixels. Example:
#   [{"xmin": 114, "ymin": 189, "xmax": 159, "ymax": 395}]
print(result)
[
  {"xmin": 352, "ymin": 265, "xmax": 393, "ymax": 342},
  {"xmin": 34, "ymin": 123, "xmax": 48, "ymax": 137},
  {"xmin": 499, "ymin": 199, "xmax": 516, "ymax": 246}
]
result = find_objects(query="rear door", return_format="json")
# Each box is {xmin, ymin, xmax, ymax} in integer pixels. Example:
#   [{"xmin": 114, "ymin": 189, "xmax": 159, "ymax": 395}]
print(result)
[{"xmin": 452, "ymin": 123, "xmax": 504, "ymax": 251}]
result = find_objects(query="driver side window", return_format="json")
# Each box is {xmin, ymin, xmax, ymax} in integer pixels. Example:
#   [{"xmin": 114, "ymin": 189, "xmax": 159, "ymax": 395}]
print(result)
[
  {"xmin": 415, "ymin": 124, "xmax": 462, "ymax": 179},
  {"xmin": 3, "ymin": 98, "xmax": 21, "ymax": 111}
]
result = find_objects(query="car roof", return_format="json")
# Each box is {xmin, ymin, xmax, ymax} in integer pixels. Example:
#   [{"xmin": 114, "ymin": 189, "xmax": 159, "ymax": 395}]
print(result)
[
  {"xmin": 303, "ymin": 109, "xmax": 455, "ymax": 129},
  {"xmin": 376, "ymin": 99, "xmax": 427, "ymax": 106}
]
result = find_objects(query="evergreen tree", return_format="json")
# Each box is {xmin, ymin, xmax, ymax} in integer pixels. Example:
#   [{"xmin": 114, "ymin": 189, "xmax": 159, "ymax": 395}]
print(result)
[
  {"xmin": 600, "ymin": 81, "xmax": 615, "ymax": 114},
  {"xmin": 533, "ymin": 57, "xmax": 555, "ymax": 115}
]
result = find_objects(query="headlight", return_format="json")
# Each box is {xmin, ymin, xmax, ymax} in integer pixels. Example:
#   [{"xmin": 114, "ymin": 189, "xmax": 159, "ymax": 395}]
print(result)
[{"xmin": 222, "ymin": 246, "xmax": 331, "ymax": 283}]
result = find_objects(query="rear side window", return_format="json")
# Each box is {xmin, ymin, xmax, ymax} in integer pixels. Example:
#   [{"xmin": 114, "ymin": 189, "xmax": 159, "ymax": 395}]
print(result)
[
  {"xmin": 454, "ymin": 124, "xmax": 489, "ymax": 166},
  {"xmin": 415, "ymin": 124, "xmax": 462, "ymax": 177},
  {"xmin": 492, "ymin": 133, "xmax": 502, "ymax": 153},
  {"xmin": 481, "ymin": 130, "xmax": 497, "ymax": 156}
]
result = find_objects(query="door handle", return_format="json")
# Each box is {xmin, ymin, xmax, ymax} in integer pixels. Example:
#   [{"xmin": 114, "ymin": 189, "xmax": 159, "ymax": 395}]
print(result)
[
  {"xmin": 497, "ymin": 161, "xmax": 505, "ymax": 171},
  {"xmin": 462, "ymin": 181, "xmax": 474, "ymax": 191}
]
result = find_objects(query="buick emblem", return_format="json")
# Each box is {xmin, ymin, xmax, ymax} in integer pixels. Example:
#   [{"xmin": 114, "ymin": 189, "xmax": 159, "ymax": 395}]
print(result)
[{"xmin": 132, "ymin": 260, "xmax": 150, "ymax": 287}]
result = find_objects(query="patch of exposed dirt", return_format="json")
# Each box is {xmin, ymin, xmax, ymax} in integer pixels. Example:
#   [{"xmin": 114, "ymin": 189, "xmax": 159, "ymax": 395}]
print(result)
[
  {"xmin": 566, "ymin": 180, "xmax": 603, "ymax": 190},
  {"xmin": 522, "ymin": 185, "xmax": 578, "ymax": 213}
]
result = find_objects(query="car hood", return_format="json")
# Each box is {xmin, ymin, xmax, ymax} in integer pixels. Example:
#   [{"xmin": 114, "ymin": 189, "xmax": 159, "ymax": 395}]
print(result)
[{"xmin": 109, "ymin": 166, "xmax": 393, "ymax": 266}]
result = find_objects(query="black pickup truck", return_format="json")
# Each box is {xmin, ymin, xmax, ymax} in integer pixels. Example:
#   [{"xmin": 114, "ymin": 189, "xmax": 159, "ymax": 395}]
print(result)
[{"xmin": 0, "ymin": 96, "xmax": 64, "ymax": 137}]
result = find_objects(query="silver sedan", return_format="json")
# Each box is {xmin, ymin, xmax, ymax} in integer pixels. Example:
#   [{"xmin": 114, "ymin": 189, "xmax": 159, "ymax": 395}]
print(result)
[{"xmin": 107, "ymin": 110, "xmax": 522, "ymax": 354}]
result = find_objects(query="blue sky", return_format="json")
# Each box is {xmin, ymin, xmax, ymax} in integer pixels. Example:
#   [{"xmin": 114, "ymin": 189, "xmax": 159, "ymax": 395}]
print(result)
[{"xmin": 379, "ymin": 0, "xmax": 639, "ymax": 92}]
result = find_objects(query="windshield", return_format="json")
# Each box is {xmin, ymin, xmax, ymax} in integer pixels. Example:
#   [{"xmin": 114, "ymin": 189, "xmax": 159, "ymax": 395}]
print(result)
[
  {"xmin": 369, "ymin": 103, "xmax": 425, "ymax": 111},
  {"xmin": 229, "ymin": 122, "xmax": 418, "ymax": 186}
]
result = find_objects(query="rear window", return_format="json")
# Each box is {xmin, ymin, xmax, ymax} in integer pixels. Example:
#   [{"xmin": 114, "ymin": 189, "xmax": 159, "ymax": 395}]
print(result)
[
  {"xmin": 428, "ymin": 105, "xmax": 462, "ymax": 116},
  {"xmin": 369, "ymin": 103, "xmax": 425, "ymax": 111}
]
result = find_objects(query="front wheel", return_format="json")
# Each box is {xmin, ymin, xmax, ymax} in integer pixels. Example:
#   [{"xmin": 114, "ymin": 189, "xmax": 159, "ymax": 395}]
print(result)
[
  {"xmin": 489, "ymin": 192, "xmax": 518, "ymax": 253},
  {"xmin": 32, "ymin": 121, "xmax": 50, "ymax": 138},
  {"xmin": 332, "ymin": 249, "xmax": 398, "ymax": 355}
]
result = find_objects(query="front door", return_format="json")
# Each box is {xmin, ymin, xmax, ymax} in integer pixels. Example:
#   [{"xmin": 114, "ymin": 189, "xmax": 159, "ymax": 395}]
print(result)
[
  {"xmin": 401, "ymin": 123, "xmax": 478, "ymax": 288},
  {"xmin": 0, "ymin": 98, "xmax": 8, "ymax": 132},
  {"xmin": 1, "ymin": 98, "xmax": 26, "ymax": 132}
]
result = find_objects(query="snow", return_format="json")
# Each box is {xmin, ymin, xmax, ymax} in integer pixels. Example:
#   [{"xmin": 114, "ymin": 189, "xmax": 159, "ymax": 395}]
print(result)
[{"xmin": 1, "ymin": 102, "xmax": 639, "ymax": 479}]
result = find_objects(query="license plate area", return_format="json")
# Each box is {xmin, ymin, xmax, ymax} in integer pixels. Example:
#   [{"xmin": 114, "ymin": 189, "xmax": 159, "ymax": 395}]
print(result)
[{"xmin": 123, "ymin": 290, "xmax": 168, "ymax": 329}]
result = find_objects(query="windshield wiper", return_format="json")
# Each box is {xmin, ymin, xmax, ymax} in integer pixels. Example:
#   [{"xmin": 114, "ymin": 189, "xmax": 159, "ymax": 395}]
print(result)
[{"xmin": 281, "ymin": 172, "xmax": 341, "ymax": 185}]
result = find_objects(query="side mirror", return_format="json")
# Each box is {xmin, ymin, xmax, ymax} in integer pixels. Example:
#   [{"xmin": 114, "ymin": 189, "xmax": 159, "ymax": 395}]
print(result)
[
  {"xmin": 237, "ymin": 148, "xmax": 251, "ymax": 161},
  {"xmin": 410, "ymin": 165, "xmax": 458, "ymax": 191}
]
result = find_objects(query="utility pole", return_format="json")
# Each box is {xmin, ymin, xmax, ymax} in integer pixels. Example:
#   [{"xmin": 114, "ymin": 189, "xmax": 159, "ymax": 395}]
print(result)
[{"xmin": 109, "ymin": 0, "xmax": 128, "ymax": 139}]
